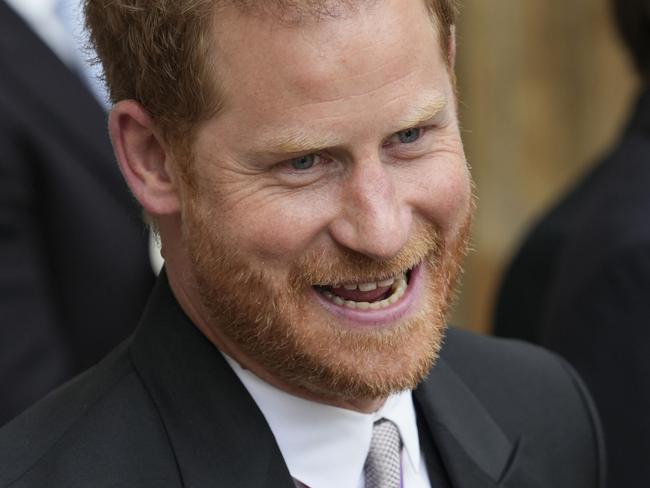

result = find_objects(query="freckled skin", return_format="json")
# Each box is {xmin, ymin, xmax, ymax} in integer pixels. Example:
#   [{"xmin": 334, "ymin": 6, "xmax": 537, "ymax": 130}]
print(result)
[{"xmin": 160, "ymin": 0, "xmax": 473, "ymax": 413}]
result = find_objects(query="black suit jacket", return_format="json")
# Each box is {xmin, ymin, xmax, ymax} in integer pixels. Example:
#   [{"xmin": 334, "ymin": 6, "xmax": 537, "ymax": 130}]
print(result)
[
  {"xmin": 0, "ymin": 2, "xmax": 154, "ymax": 426},
  {"xmin": 0, "ymin": 273, "xmax": 605, "ymax": 487},
  {"xmin": 494, "ymin": 89, "xmax": 650, "ymax": 486}
]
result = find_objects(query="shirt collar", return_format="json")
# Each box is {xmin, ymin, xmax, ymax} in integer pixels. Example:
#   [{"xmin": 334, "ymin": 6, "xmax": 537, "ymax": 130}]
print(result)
[{"xmin": 224, "ymin": 355, "xmax": 421, "ymax": 488}]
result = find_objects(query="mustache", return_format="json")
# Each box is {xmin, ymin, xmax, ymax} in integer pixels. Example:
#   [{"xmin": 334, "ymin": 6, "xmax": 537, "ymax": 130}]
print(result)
[{"xmin": 290, "ymin": 223, "xmax": 442, "ymax": 287}]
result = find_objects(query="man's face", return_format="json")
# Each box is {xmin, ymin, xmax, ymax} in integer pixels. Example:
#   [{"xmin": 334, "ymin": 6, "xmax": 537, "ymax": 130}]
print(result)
[{"xmin": 178, "ymin": 0, "xmax": 472, "ymax": 403}]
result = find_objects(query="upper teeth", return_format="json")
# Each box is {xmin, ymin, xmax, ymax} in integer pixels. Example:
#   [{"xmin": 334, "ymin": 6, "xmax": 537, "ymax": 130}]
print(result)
[
  {"xmin": 322, "ymin": 273, "xmax": 409, "ymax": 310},
  {"xmin": 339, "ymin": 275, "xmax": 400, "ymax": 291}
]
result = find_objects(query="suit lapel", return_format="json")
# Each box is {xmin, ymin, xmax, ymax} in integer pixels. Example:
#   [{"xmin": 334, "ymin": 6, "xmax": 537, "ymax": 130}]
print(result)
[
  {"xmin": 130, "ymin": 273, "xmax": 296, "ymax": 488},
  {"xmin": 414, "ymin": 359, "xmax": 544, "ymax": 488}
]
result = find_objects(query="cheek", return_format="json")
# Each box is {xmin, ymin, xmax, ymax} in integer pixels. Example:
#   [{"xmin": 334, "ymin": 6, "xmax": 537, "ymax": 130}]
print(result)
[
  {"xmin": 402, "ymin": 156, "xmax": 472, "ymax": 234},
  {"xmin": 223, "ymin": 189, "xmax": 336, "ymax": 263}
]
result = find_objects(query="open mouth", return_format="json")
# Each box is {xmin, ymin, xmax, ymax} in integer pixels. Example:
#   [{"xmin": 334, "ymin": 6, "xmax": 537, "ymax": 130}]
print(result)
[{"xmin": 313, "ymin": 269, "xmax": 412, "ymax": 310}]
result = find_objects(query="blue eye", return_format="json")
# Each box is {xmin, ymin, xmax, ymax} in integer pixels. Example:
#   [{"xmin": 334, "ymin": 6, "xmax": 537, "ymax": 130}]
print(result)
[
  {"xmin": 397, "ymin": 127, "xmax": 422, "ymax": 143},
  {"xmin": 290, "ymin": 154, "xmax": 317, "ymax": 170}
]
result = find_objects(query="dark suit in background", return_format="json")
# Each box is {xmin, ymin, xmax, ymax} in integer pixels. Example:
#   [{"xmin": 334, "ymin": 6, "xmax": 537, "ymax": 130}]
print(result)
[
  {"xmin": 494, "ymin": 89, "xmax": 650, "ymax": 486},
  {"xmin": 0, "ymin": 1, "xmax": 155, "ymax": 427},
  {"xmin": 0, "ymin": 273, "xmax": 606, "ymax": 488}
]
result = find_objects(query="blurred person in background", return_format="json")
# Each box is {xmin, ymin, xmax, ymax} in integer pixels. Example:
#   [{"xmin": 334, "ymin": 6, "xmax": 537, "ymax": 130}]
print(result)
[
  {"xmin": 0, "ymin": 0, "xmax": 154, "ymax": 427},
  {"xmin": 494, "ymin": 0, "xmax": 650, "ymax": 485}
]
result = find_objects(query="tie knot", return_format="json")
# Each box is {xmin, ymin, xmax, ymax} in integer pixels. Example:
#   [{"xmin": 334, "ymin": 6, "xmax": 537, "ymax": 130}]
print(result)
[{"xmin": 364, "ymin": 419, "xmax": 403, "ymax": 488}]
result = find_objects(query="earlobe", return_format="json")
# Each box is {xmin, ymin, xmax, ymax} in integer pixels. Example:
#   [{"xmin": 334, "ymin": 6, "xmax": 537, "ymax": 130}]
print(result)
[{"xmin": 109, "ymin": 100, "xmax": 181, "ymax": 215}]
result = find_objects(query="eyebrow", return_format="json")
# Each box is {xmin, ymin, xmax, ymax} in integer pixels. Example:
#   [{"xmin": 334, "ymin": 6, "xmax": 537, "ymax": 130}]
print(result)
[
  {"xmin": 254, "ymin": 94, "xmax": 448, "ymax": 156},
  {"xmin": 258, "ymin": 130, "xmax": 342, "ymax": 156},
  {"xmin": 396, "ymin": 95, "xmax": 448, "ymax": 128}
]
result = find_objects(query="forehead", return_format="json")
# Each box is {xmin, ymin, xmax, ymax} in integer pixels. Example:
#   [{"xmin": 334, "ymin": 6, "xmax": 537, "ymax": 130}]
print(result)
[{"xmin": 205, "ymin": 0, "xmax": 449, "ymax": 144}]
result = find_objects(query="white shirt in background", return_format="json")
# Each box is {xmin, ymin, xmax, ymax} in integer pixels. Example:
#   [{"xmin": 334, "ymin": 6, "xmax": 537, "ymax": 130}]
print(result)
[{"xmin": 5, "ymin": 0, "xmax": 108, "ymax": 107}]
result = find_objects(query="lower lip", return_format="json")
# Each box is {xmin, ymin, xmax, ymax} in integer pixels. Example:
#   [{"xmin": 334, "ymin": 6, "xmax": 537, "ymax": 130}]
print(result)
[{"xmin": 311, "ymin": 263, "xmax": 425, "ymax": 328}]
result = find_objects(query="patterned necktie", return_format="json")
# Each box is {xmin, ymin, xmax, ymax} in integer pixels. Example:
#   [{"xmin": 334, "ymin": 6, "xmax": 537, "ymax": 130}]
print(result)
[{"xmin": 364, "ymin": 418, "xmax": 403, "ymax": 488}]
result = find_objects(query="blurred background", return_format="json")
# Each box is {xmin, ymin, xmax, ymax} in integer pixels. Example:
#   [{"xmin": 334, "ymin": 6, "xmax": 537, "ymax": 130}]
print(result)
[{"xmin": 451, "ymin": 0, "xmax": 639, "ymax": 333}]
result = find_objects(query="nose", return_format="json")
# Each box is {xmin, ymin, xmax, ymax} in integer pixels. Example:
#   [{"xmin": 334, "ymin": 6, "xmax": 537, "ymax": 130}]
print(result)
[{"xmin": 328, "ymin": 158, "xmax": 411, "ymax": 261}]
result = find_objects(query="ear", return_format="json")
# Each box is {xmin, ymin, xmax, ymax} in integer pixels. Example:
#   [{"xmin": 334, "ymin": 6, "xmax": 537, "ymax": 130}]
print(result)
[
  {"xmin": 109, "ymin": 100, "xmax": 181, "ymax": 216},
  {"xmin": 448, "ymin": 25, "xmax": 457, "ymax": 70}
]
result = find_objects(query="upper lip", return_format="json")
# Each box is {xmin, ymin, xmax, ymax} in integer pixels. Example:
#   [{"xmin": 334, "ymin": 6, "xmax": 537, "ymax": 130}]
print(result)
[{"xmin": 312, "ymin": 264, "xmax": 416, "ymax": 288}]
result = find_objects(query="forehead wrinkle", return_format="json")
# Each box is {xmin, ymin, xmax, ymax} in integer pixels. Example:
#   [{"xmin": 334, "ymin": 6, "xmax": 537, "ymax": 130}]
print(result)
[
  {"xmin": 248, "ymin": 92, "xmax": 448, "ymax": 156},
  {"xmin": 285, "ymin": 63, "xmax": 423, "ymax": 106}
]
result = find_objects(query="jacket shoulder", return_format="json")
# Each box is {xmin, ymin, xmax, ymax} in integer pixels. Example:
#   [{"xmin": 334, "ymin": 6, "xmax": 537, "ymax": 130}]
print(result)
[
  {"xmin": 439, "ymin": 327, "xmax": 606, "ymax": 485},
  {"xmin": 0, "ymin": 343, "xmax": 180, "ymax": 488},
  {"xmin": 440, "ymin": 326, "xmax": 601, "ymax": 428}
]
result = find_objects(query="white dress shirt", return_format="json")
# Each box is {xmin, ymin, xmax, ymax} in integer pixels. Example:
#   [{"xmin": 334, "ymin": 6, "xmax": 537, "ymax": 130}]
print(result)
[{"xmin": 225, "ymin": 355, "xmax": 432, "ymax": 488}]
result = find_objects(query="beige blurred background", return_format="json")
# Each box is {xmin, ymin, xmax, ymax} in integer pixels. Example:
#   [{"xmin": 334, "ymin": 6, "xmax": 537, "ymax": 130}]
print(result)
[{"xmin": 451, "ymin": 0, "xmax": 639, "ymax": 333}]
